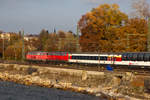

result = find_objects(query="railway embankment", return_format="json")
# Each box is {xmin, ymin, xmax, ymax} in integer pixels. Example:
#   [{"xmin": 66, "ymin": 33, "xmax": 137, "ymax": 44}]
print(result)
[{"xmin": 0, "ymin": 63, "xmax": 149, "ymax": 100}]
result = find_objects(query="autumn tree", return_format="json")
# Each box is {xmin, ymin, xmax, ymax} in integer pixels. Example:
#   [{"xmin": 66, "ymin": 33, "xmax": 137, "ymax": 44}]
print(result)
[
  {"xmin": 131, "ymin": 0, "xmax": 150, "ymax": 19},
  {"xmin": 9, "ymin": 33, "xmax": 20, "ymax": 45},
  {"xmin": 5, "ymin": 39, "xmax": 23, "ymax": 60},
  {"xmin": 78, "ymin": 4, "xmax": 128, "ymax": 52},
  {"xmin": 37, "ymin": 29, "xmax": 49, "ymax": 51},
  {"xmin": 124, "ymin": 18, "xmax": 148, "ymax": 52},
  {"xmin": 64, "ymin": 32, "xmax": 77, "ymax": 52},
  {"xmin": 131, "ymin": 0, "xmax": 150, "ymax": 52},
  {"xmin": 44, "ymin": 33, "xmax": 59, "ymax": 51},
  {"xmin": 43, "ymin": 30, "xmax": 77, "ymax": 52},
  {"xmin": 57, "ymin": 30, "xmax": 66, "ymax": 51},
  {"xmin": 25, "ymin": 36, "xmax": 38, "ymax": 52}
]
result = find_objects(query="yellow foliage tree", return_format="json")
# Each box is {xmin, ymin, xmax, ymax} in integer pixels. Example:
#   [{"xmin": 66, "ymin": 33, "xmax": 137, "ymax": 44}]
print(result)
[{"xmin": 78, "ymin": 4, "xmax": 128, "ymax": 52}]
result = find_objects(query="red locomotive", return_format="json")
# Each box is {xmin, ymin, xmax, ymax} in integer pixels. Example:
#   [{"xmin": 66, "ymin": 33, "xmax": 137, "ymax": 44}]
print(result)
[{"xmin": 26, "ymin": 51, "xmax": 69, "ymax": 62}]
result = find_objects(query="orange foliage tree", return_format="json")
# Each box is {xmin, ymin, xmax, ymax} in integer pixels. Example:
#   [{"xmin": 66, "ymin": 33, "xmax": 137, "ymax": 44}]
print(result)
[
  {"xmin": 78, "ymin": 4, "xmax": 128, "ymax": 52},
  {"xmin": 123, "ymin": 18, "xmax": 148, "ymax": 52},
  {"xmin": 78, "ymin": 4, "xmax": 148, "ymax": 52}
]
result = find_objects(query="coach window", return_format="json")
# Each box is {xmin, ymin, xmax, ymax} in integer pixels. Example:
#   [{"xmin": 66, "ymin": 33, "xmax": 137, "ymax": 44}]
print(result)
[
  {"xmin": 92, "ymin": 56, "xmax": 95, "ymax": 60},
  {"xmin": 138, "ymin": 53, "xmax": 144, "ymax": 61},
  {"xmin": 102, "ymin": 56, "xmax": 105, "ymax": 60},
  {"xmin": 76, "ymin": 56, "xmax": 78, "ymax": 59},
  {"xmin": 82, "ymin": 56, "xmax": 85, "ymax": 60},
  {"xmin": 132, "ymin": 53, "xmax": 135, "ymax": 61},
  {"xmin": 122, "ymin": 53, "xmax": 126, "ymax": 61},
  {"xmin": 101, "ymin": 56, "xmax": 106, "ymax": 60},
  {"xmin": 74, "ymin": 56, "xmax": 77, "ymax": 59},
  {"xmin": 137, "ymin": 54, "xmax": 140, "ymax": 61},
  {"xmin": 96, "ymin": 56, "xmax": 99, "ymax": 60},
  {"xmin": 88, "ymin": 56, "xmax": 90, "ymax": 60},
  {"xmin": 127, "ymin": 53, "xmax": 132, "ymax": 61},
  {"xmin": 144, "ymin": 53, "xmax": 150, "ymax": 61},
  {"xmin": 86, "ymin": 56, "xmax": 89, "ymax": 60},
  {"xmin": 92, "ymin": 56, "xmax": 94, "ymax": 60},
  {"xmin": 94, "ymin": 56, "xmax": 97, "ymax": 60},
  {"xmin": 72, "ymin": 56, "xmax": 75, "ymax": 59},
  {"xmin": 104, "ymin": 56, "xmax": 107, "ymax": 60},
  {"xmin": 89, "ymin": 56, "xmax": 91, "ymax": 60},
  {"xmin": 93, "ymin": 56, "xmax": 96, "ymax": 60},
  {"xmin": 132, "ymin": 53, "xmax": 137, "ymax": 61},
  {"xmin": 73, "ymin": 56, "xmax": 76, "ymax": 59},
  {"xmin": 81, "ymin": 56, "xmax": 84, "ymax": 60},
  {"xmin": 91, "ymin": 56, "xmax": 94, "ymax": 60},
  {"xmin": 90, "ymin": 56, "xmax": 93, "ymax": 60},
  {"xmin": 129, "ymin": 53, "xmax": 132, "ymax": 61},
  {"xmin": 148, "ymin": 53, "xmax": 150, "ymax": 61},
  {"xmin": 126, "ymin": 53, "xmax": 130, "ymax": 61},
  {"xmin": 84, "ymin": 56, "xmax": 86, "ymax": 60},
  {"xmin": 79, "ymin": 56, "xmax": 82, "ymax": 59},
  {"xmin": 103, "ymin": 57, "xmax": 106, "ymax": 60},
  {"xmin": 85, "ymin": 56, "xmax": 88, "ymax": 60},
  {"xmin": 100, "ymin": 56, "xmax": 104, "ymax": 60},
  {"xmin": 79, "ymin": 56, "xmax": 83, "ymax": 60}
]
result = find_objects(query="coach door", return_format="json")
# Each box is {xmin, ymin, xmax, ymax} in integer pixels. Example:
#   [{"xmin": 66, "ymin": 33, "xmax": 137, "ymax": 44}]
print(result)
[{"xmin": 107, "ymin": 54, "xmax": 113, "ymax": 64}]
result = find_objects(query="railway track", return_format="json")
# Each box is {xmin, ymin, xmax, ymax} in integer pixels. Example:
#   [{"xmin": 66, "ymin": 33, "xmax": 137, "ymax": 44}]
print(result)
[{"xmin": 0, "ymin": 60, "xmax": 150, "ymax": 76}]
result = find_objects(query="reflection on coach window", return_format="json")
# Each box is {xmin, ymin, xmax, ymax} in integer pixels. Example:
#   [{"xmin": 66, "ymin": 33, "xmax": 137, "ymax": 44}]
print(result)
[
  {"xmin": 143, "ymin": 53, "xmax": 150, "ymax": 61},
  {"xmin": 137, "ymin": 53, "xmax": 144, "ymax": 61}
]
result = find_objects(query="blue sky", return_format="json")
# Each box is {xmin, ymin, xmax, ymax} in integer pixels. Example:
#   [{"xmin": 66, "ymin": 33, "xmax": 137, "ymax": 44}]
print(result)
[{"xmin": 0, "ymin": 0, "xmax": 150, "ymax": 34}]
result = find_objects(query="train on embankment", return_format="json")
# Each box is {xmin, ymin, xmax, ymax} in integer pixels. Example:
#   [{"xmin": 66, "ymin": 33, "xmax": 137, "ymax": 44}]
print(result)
[{"xmin": 26, "ymin": 51, "xmax": 150, "ymax": 67}]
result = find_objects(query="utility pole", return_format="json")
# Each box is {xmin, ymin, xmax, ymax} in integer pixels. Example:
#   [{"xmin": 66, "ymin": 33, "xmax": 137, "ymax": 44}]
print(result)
[
  {"xmin": 126, "ymin": 34, "xmax": 129, "ymax": 50},
  {"xmin": 2, "ymin": 34, "xmax": 4, "ymax": 60},
  {"xmin": 22, "ymin": 30, "xmax": 25, "ymax": 61},
  {"xmin": 76, "ymin": 24, "xmax": 80, "ymax": 52},
  {"xmin": 147, "ymin": 18, "xmax": 150, "ymax": 52}
]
